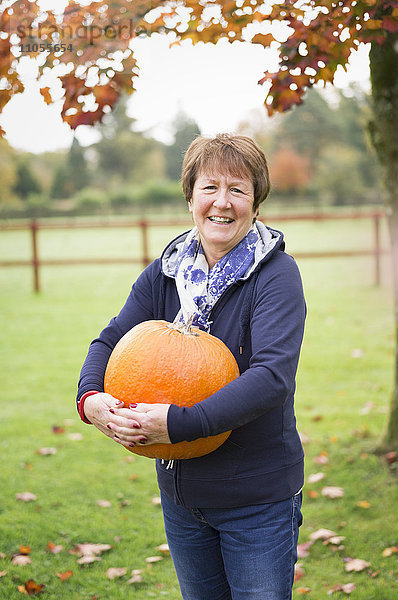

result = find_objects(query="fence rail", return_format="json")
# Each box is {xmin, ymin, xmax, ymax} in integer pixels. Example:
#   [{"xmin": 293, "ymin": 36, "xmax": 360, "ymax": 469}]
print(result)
[{"xmin": 0, "ymin": 211, "xmax": 386, "ymax": 292}]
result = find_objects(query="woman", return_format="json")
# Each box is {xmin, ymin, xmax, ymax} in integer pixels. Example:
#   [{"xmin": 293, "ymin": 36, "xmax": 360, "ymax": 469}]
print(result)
[{"xmin": 77, "ymin": 134, "xmax": 306, "ymax": 600}]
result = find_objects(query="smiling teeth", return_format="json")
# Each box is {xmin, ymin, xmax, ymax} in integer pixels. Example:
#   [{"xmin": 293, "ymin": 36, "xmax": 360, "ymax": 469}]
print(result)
[{"xmin": 209, "ymin": 216, "xmax": 233, "ymax": 223}]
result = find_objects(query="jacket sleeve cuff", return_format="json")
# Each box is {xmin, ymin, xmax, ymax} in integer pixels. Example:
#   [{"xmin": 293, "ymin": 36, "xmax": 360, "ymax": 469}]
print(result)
[
  {"xmin": 167, "ymin": 403, "xmax": 204, "ymax": 443},
  {"xmin": 78, "ymin": 390, "xmax": 100, "ymax": 424}
]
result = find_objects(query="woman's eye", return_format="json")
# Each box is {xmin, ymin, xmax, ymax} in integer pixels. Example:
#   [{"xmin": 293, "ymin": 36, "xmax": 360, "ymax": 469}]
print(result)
[
  {"xmin": 231, "ymin": 188, "xmax": 244, "ymax": 194},
  {"xmin": 204, "ymin": 185, "xmax": 216, "ymax": 190}
]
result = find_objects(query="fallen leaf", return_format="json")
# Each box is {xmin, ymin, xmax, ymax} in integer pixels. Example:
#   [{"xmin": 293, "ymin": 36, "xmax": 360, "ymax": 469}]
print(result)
[
  {"xmin": 306, "ymin": 490, "xmax": 318, "ymax": 499},
  {"xmin": 145, "ymin": 556, "xmax": 163, "ymax": 564},
  {"xmin": 96, "ymin": 500, "xmax": 112, "ymax": 508},
  {"xmin": 309, "ymin": 528, "xmax": 337, "ymax": 542},
  {"xmin": 36, "ymin": 447, "xmax": 57, "ymax": 455},
  {"xmin": 72, "ymin": 543, "xmax": 112, "ymax": 557},
  {"xmin": 330, "ymin": 435, "xmax": 339, "ymax": 443},
  {"xmin": 152, "ymin": 496, "xmax": 162, "ymax": 506},
  {"xmin": 322, "ymin": 486, "xmax": 344, "ymax": 499},
  {"xmin": 384, "ymin": 451, "xmax": 397, "ymax": 465},
  {"xmin": 297, "ymin": 541, "xmax": 313, "ymax": 558},
  {"xmin": 382, "ymin": 546, "xmax": 398, "ymax": 557},
  {"xmin": 328, "ymin": 583, "xmax": 356, "ymax": 595},
  {"xmin": 21, "ymin": 462, "xmax": 33, "ymax": 470},
  {"xmin": 307, "ymin": 472, "xmax": 325, "ymax": 484},
  {"xmin": 127, "ymin": 569, "xmax": 143, "ymax": 584},
  {"xmin": 351, "ymin": 348, "xmax": 363, "ymax": 358},
  {"xmin": 0, "ymin": 552, "xmax": 6, "ymax": 558},
  {"xmin": 312, "ymin": 415, "xmax": 323, "ymax": 422},
  {"xmin": 355, "ymin": 500, "xmax": 371, "ymax": 509},
  {"xmin": 77, "ymin": 555, "xmax": 101, "ymax": 565},
  {"xmin": 294, "ymin": 563, "xmax": 305, "ymax": 582},
  {"xmin": 46, "ymin": 542, "xmax": 63, "ymax": 554},
  {"xmin": 18, "ymin": 579, "xmax": 45, "ymax": 595},
  {"xmin": 55, "ymin": 570, "xmax": 73, "ymax": 581},
  {"xmin": 52, "ymin": 426, "xmax": 65, "ymax": 434},
  {"xmin": 106, "ymin": 567, "xmax": 127, "ymax": 579},
  {"xmin": 16, "ymin": 492, "xmax": 37, "ymax": 502},
  {"xmin": 19, "ymin": 546, "xmax": 31, "ymax": 555},
  {"xmin": 344, "ymin": 558, "xmax": 371, "ymax": 572},
  {"xmin": 12, "ymin": 555, "xmax": 32, "ymax": 566},
  {"xmin": 314, "ymin": 453, "xmax": 329, "ymax": 465},
  {"xmin": 299, "ymin": 433, "xmax": 310, "ymax": 444},
  {"xmin": 156, "ymin": 544, "xmax": 170, "ymax": 555},
  {"xmin": 296, "ymin": 588, "xmax": 311, "ymax": 594},
  {"xmin": 0, "ymin": 570, "xmax": 7, "ymax": 577},
  {"xmin": 129, "ymin": 474, "xmax": 140, "ymax": 481},
  {"xmin": 123, "ymin": 456, "xmax": 135, "ymax": 463},
  {"xmin": 68, "ymin": 433, "xmax": 83, "ymax": 441},
  {"xmin": 323, "ymin": 536, "xmax": 345, "ymax": 546},
  {"xmin": 359, "ymin": 401, "xmax": 374, "ymax": 415}
]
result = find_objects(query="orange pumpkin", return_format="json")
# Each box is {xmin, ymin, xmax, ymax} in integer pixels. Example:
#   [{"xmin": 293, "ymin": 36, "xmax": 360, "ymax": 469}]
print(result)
[{"xmin": 104, "ymin": 319, "xmax": 240, "ymax": 460}]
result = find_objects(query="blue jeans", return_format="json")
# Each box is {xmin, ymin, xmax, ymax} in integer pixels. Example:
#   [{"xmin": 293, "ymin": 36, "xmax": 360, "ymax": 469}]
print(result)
[{"xmin": 161, "ymin": 491, "xmax": 303, "ymax": 600}]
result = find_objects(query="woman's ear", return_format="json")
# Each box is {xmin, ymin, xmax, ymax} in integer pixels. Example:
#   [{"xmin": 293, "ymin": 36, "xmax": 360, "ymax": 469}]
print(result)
[{"xmin": 188, "ymin": 199, "xmax": 193, "ymax": 214}]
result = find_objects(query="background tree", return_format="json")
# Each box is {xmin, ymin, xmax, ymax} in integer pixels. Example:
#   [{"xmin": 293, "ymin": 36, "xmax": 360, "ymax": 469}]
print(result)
[
  {"xmin": 0, "ymin": 1, "xmax": 396, "ymax": 448},
  {"xmin": 165, "ymin": 111, "xmax": 201, "ymax": 180},
  {"xmin": 13, "ymin": 159, "xmax": 41, "ymax": 199}
]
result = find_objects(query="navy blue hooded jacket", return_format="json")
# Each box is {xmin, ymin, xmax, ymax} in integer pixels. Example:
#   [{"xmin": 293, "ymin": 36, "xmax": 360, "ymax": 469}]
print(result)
[{"xmin": 77, "ymin": 224, "xmax": 306, "ymax": 508}]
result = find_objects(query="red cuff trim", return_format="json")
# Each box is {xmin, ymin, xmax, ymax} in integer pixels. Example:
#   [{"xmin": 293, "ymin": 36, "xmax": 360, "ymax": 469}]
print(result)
[{"xmin": 78, "ymin": 390, "xmax": 100, "ymax": 424}]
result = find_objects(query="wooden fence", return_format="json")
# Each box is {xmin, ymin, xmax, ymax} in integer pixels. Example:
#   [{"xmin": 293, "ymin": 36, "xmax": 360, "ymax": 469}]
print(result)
[{"xmin": 0, "ymin": 210, "xmax": 386, "ymax": 292}]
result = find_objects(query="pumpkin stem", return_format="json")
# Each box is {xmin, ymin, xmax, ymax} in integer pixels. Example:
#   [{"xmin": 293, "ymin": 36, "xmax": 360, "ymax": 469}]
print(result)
[{"xmin": 169, "ymin": 313, "xmax": 199, "ymax": 336}]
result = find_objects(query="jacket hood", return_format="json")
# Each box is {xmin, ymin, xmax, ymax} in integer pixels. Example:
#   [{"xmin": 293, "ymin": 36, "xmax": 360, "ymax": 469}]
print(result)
[{"xmin": 161, "ymin": 221, "xmax": 285, "ymax": 279}]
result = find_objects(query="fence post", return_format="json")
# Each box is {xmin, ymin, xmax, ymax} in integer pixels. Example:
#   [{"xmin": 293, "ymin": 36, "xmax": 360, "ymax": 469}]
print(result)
[
  {"xmin": 31, "ymin": 220, "xmax": 40, "ymax": 293},
  {"xmin": 140, "ymin": 220, "xmax": 150, "ymax": 267},
  {"xmin": 373, "ymin": 212, "xmax": 381, "ymax": 286}
]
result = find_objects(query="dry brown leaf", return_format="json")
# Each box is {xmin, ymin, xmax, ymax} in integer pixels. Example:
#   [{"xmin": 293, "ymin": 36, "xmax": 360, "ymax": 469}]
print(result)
[
  {"xmin": 52, "ymin": 426, "xmax": 65, "ymax": 434},
  {"xmin": 382, "ymin": 546, "xmax": 398, "ymax": 557},
  {"xmin": 129, "ymin": 474, "xmax": 140, "ymax": 481},
  {"xmin": 145, "ymin": 556, "xmax": 163, "ymax": 564},
  {"xmin": 297, "ymin": 588, "xmax": 311, "ymax": 594},
  {"xmin": 68, "ymin": 433, "xmax": 83, "ymax": 441},
  {"xmin": 314, "ymin": 453, "xmax": 329, "ymax": 465},
  {"xmin": 0, "ymin": 552, "xmax": 6, "ymax": 558},
  {"xmin": 328, "ymin": 582, "xmax": 356, "ymax": 594},
  {"xmin": 322, "ymin": 486, "xmax": 344, "ymax": 499},
  {"xmin": 294, "ymin": 563, "xmax": 305, "ymax": 582},
  {"xmin": 323, "ymin": 536, "xmax": 345, "ymax": 546},
  {"xmin": 297, "ymin": 541, "xmax": 313, "ymax": 558},
  {"xmin": 46, "ymin": 542, "xmax": 63, "ymax": 554},
  {"xmin": 0, "ymin": 570, "xmax": 7, "ymax": 577},
  {"xmin": 36, "ymin": 447, "xmax": 57, "ymax": 456},
  {"xmin": 344, "ymin": 558, "xmax": 371, "ymax": 572},
  {"xmin": 306, "ymin": 490, "xmax": 318, "ymax": 499},
  {"xmin": 355, "ymin": 500, "xmax": 371, "ymax": 509},
  {"xmin": 73, "ymin": 543, "xmax": 112, "ymax": 557},
  {"xmin": 12, "ymin": 555, "xmax": 32, "ymax": 566},
  {"xmin": 96, "ymin": 500, "xmax": 112, "ymax": 508},
  {"xmin": 309, "ymin": 528, "xmax": 337, "ymax": 542},
  {"xmin": 156, "ymin": 543, "xmax": 170, "ymax": 555},
  {"xmin": 127, "ymin": 569, "xmax": 143, "ymax": 584},
  {"xmin": 19, "ymin": 546, "xmax": 31, "ymax": 555},
  {"xmin": 106, "ymin": 567, "xmax": 127, "ymax": 579},
  {"xmin": 19, "ymin": 579, "xmax": 45, "ymax": 595},
  {"xmin": 152, "ymin": 496, "xmax": 162, "ymax": 506},
  {"xmin": 384, "ymin": 451, "xmax": 398, "ymax": 465},
  {"xmin": 16, "ymin": 492, "xmax": 37, "ymax": 502},
  {"xmin": 77, "ymin": 555, "xmax": 101, "ymax": 565},
  {"xmin": 307, "ymin": 472, "xmax": 325, "ymax": 484},
  {"xmin": 55, "ymin": 570, "xmax": 73, "ymax": 581}
]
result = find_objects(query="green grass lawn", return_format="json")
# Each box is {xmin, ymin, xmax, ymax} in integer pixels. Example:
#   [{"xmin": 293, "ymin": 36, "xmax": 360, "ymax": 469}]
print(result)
[{"xmin": 0, "ymin": 216, "xmax": 397, "ymax": 599}]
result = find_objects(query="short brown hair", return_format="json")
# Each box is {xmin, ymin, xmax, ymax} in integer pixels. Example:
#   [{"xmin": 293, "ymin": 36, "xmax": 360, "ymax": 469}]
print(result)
[{"xmin": 181, "ymin": 134, "xmax": 271, "ymax": 212}]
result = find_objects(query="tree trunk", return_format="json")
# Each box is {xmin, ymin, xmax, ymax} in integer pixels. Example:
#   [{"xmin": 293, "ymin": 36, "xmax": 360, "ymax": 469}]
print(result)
[{"xmin": 369, "ymin": 29, "xmax": 398, "ymax": 450}]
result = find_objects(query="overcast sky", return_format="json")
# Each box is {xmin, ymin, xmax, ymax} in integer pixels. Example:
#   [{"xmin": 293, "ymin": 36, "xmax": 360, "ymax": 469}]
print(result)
[{"xmin": 0, "ymin": 27, "xmax": 371, "ymax": 154}]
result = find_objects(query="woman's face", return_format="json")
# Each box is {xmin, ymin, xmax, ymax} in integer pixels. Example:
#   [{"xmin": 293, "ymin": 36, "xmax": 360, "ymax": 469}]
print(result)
[{"xmin": 188, "ymin": 171, "xmax": 257, "ymax": 267}]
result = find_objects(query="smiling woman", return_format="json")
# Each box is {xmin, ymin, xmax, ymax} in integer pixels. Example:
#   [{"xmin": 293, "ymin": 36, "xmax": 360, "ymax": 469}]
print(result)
[{"xmin": 77, "ymin": 133, "xmax": 306, "ymax": 600}]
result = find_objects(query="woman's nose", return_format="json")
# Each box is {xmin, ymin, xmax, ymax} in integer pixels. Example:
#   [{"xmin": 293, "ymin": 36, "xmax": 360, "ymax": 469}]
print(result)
[{"xmin": 212, "ymin": 189, "xmax": 231, "ymax": 209}]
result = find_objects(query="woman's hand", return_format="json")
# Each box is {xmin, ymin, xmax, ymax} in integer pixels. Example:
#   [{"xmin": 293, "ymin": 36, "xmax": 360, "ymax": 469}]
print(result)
[
  {"xmin": 84, "ymin": 393, "xmax": 171, "ymax": 448},
  {"xmin": 108, "ymin": 403, "xmax": 171, "ymax": 448}
]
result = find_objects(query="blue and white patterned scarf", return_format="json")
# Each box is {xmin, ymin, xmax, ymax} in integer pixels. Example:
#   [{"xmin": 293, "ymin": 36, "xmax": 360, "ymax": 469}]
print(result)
[{"xmin": 173, "ymin": 225, "xmax": 261, "ymax": 331}]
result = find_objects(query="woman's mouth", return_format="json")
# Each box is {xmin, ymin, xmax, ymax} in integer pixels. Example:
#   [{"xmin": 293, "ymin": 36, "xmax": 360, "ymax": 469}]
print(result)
[{"xmin": 208, "ymin": 216, "xmax": 234, "ymax": 224}]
